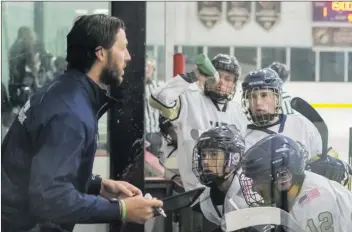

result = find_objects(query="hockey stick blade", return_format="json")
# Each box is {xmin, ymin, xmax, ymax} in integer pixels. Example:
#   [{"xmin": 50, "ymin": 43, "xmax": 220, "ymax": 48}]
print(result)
[
  {"xmin": 291, "ymin": 97, "xmax": 328, "ymax": 157},
  {"xmin": 224, "ymin": 207, "xmax": 305, "ymax": 232}
]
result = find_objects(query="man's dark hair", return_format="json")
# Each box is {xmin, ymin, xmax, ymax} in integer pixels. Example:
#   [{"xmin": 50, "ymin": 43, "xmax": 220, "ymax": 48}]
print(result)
[{"xmin": 66, "ymin": 14, "xmax": 125, "ymax": 72}]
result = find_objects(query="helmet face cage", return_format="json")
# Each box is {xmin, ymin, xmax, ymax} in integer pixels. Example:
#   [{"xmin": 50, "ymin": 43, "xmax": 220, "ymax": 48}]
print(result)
[
  {"xmin": 239, "ymin": 167, "xmax": 294, "ymax": 207},
  {"xmin": 241, "ymin": 86, "xmax": 282, "ymax": 127},
  {"xmin": 238, "ymin": 172, "xmax": 266, "ymax": 207},
  {"xmin": 204, "ymin": 76, "xmax": 236, "ymax": 102},
  {"xmin": 192, "ymin": 138, "xmax": 242, "ymax": 186},
  {"xmin": 204, "ymin": 54, "xmax": 241, "ymax": 102}
]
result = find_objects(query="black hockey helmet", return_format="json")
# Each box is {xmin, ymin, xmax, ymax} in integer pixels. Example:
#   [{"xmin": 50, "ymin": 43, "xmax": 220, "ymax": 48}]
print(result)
[
  {"xmin": 306, "ymin": 152, "xmax": 351, "ymax": 187},
  {"xmin": 192, "ymin": 125, "xmax": 245, "ymax": 187},
  {"xmin": 268, "ymin": 62, "xmax": 290, "ymax": 83},
  {"xmin": 204, "ymin": 54, "xmax": 241, "ymax": 102},
  {"xmin": 241, "ymin": 68, "xmax": 284, "ymax": 127}
]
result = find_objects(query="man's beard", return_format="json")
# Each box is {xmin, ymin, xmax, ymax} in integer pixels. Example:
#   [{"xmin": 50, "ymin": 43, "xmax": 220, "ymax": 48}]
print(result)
[
  {"xmin": 99, "ymin": 52, "xmax": 123, "ymax": 86},
  {"xmin": 100, "ymin": 66, "xmax": 122, "ymax": 86}
]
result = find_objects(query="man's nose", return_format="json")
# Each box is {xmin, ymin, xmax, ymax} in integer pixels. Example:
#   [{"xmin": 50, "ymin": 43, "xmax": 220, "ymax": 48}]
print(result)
[{"xmin": 125, "ymin": 49, "xmax": 131, "ymax": 61}]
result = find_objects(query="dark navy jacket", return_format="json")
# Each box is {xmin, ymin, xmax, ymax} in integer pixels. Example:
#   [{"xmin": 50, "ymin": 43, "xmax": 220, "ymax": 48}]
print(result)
[{"xmin": 2, "ymin": 69, "xmax": 120, "ymax": 231}]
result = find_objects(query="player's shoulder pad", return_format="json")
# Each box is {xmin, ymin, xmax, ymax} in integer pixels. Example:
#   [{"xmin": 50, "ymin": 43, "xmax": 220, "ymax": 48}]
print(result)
[
  {"xmin": 182, "ymin": 84, "xmax": 204, "ymax": 96},
  {"xmin": 227, "ymin": 100, "xmax": 242, "ymax": 108},
  {"xmin": 300, "ymin": 171, "xmax": 336, "ymax": 198},
  {"xmin": 286, "ymin": 114, "xmax": 312, "ymax": 126}
]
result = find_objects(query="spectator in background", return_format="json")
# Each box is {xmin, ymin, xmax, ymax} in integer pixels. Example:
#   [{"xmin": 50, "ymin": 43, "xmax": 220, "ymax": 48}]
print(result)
[
  {"xmin": 8, "ymin": 26, "xmax": 39, "ymax": 108},
  {"xmin": 1, "ymin": 82, "xmax": 12, "ymax": 123},
  {"xmin": 2, "ymin": 82, "xmax": 12, "ymax": 141},
  {"xmin": 145, "ymin": 56, "xmax": 163, "ymax": 156},
  {"xmin": 53, "ymin": 56, "xmax": 67, "ymax": 79}
]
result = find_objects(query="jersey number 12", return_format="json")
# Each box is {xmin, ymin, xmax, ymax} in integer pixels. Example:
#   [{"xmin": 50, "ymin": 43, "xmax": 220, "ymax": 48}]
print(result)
[{"xmin": 306, "ymin": 211, "xmax": 333, "ymax": 232}]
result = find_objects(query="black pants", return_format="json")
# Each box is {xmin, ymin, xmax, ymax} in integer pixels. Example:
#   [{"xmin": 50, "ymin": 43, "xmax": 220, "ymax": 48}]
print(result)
[{"xmin": 178, "ymin": 207, "xmax": 204, "ymax": 232}]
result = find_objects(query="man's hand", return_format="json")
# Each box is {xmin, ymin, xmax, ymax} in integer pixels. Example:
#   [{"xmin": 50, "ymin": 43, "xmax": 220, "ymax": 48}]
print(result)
[
  {"xmin": 193, "ymin": 66, "xmax": 214, "ymax": 82},
  {"xmin": 122, "ymin": 196, "xmax": 163, "ymax": 224},
  {"xmin": 100, "ymin": 179, "xmax": 143, "ymax": 199}
]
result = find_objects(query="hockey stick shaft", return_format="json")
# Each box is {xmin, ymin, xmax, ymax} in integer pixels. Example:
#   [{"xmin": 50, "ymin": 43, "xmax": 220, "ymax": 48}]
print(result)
[{"xmin": 290, "ymin": 97, "xmax": 328, "ymax": 157}]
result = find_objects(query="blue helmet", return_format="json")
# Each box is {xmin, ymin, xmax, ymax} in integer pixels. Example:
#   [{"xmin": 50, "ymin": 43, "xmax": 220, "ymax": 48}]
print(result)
[
  {"xmin": 268, "ymin": 62, "xmax": 290, "ymax": 83},
  {"xmin": 204, "ymin": 54, "xmax": 241, "ymax": 102},
  {"xmin": 241, "ymin": 68, "xmax": 284, "ymax": 127},
  {"xmin": 192, "ymin": 125, "xmax": 245, "ymax": 187},
  {"xmin": 239, "ymin": 134, "xmax": 307, "ymax": 207}
]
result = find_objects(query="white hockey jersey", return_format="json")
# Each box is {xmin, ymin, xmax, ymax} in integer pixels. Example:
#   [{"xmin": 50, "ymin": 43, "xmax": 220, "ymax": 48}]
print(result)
[
  {"xmin": 245, "ymin": 114, "xmax": 323, "ymax": 163},
  {"xmin": 200, "ymin": 170, "xmax": 251, "ymax": 228},
  {"xmin": 281, "ymin": 90, "xmax": 295, "ymax": 115},
  {"xmin": 150, "ymin": 75, "xmax": 249, "ymax": 191},
  {"xmin": 201, "ymin": 171, "xmax": 352, "ymax": 231},
  {"xmin": 290, "ymin": 171, "xmax": 352, "ymax": 232}
]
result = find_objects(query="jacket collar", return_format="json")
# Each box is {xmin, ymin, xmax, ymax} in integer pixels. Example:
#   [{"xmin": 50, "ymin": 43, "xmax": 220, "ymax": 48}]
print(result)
[{"xmin": 65, "ymin": 69, "xmax": 119, "ymax": 119}]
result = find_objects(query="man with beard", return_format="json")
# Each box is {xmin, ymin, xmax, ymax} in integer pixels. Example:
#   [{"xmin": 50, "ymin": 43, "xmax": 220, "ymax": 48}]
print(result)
[{"xmin": 1, "ymin": 14, "xmax": 163, "ymax": 232}]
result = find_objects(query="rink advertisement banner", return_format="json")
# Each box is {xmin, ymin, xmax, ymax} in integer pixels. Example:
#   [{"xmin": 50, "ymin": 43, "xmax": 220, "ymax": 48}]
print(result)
[
  {"xmin": 255, "ymin": 1, "xmax": 281, "ymax": 31},
  {"xmin": 226, "ymin": 2, "xmax": 251, "ymax": 30},
  {"xmin": 312, "ymin": 27, "xmax": 352, "ymax": 47},
  {"xmin": 197, "ymin": 1, "xmax": 222, "ymax": 29}
]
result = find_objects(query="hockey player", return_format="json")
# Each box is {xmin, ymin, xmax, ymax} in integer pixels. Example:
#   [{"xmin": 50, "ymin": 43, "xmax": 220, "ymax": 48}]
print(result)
[
  {"xmin": 149, "ymin": 54, "xmax": 248, "ymax": 192},
  {"xmin": 239, "ymin": 134, "xmax": 352, "ymax": 231},
  {"xmin": 192, "ymin": 125, "xmax": 351, "ymax": 231},
  {"xmin": 243, "ymin": 68, "xmax": 351, "ymax": 187},
  {"xmin": 242, "ymin": 67, "xmax": 322, "ymax": 163},
  {"xmin": 268, "ymin": 62, "xmax": 293, "ymax": 115},
  {"xmin": 192, "ymin": 125, "xmax": 247, "ymax": 231}
]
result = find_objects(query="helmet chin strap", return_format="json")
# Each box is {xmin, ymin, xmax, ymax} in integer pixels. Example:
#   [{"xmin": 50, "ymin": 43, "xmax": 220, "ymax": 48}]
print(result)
[
  {"xmin": 205, "ymin": 90, "xmax": 228, "ymax": 102},
  {"xmin": 216, "ymin": 172, "xmax": 236, "ymax": 192},
  {"xmin": 250, "ymin": 112, "xmax": 281, "ymax": 127},
  {"xmin": 216, "ymin": 156, "xmax": 239, "ymax": 192},
  {"xmin": 274, "ymin": 174, "xmax": 305, "ymax": 211}
]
